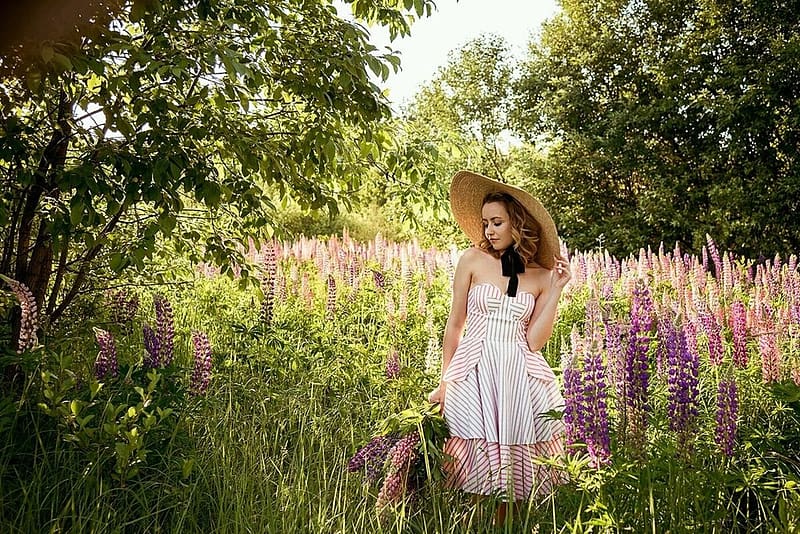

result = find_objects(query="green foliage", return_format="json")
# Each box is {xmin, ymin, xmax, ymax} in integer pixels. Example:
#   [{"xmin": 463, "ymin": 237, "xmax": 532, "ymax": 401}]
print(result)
[
  {"xmin": 0, "ymin": 0, "xmax": 437, "ymax": 326},
  {"xmin": 514, "ymin": 0, "xmax": 800, "ymax": 258}
]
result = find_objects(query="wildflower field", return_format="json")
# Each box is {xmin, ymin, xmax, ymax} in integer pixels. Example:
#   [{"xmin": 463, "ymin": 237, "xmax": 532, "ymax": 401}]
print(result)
[{"xmin": 1, "ymin": 234, "xmax": 799, "ymax": 533}]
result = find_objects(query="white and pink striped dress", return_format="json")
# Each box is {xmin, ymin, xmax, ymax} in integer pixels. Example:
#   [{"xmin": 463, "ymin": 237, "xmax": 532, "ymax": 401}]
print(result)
[{"xmin": 442, "ymin": 282, "xmax": 565, "ymax": 501}]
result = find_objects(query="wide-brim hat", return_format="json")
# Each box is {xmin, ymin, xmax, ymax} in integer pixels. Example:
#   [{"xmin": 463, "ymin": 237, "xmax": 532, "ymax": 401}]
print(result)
[{"xmin": 450, "ymin": 170, "xmax": 559, "ymax": 270}]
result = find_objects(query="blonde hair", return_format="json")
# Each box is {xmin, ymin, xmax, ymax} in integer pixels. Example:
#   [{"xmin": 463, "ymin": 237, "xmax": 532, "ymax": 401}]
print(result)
[{"xmin": 478, "ymin": 192, "xmax": 541, "ymax": 266}]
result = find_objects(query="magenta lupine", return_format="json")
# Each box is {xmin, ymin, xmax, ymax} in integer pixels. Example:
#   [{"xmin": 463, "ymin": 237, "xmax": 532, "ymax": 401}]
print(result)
[
  {"xmin": 0, "ymin": 275, "xmax": 38, "ymax": 353},
  {"xmin": 700, "ymin": 310, "xmax": 724, "ymax": 365},
  {"xmin": 386, "ymin": 349, "xmax": 400, "ymax": 379},
  {"xmin": 153, "ymin": 294, "xmax": 175, "ymax": 366},
  {"xmin": 715, "ymin": 378, "xmax": 738, "ymax": 457},
  {"xmin": 666, "ymin": 323, "xmax": 700, "ymax": 447},
  {"xmin": 190, "ymin": 331, "xmax": 213, "ymax": 395},
  {"xmin": 758, "ymin": 303, "xmax": 780, "ymax": 382},
  {"xmin": 347, "ymin": 434, "xmax": 400, "ymax": 482},
  {"xmin": 730, "ymin": 301, "xmax": 748, "ymax": 368},
  {"xmin": 376, "ymin": 431, "xmax": 420, "ymax": 510},
  {"xmin": 93, "ymin": 328, "xmax": 119, "ymax": 380},
  {"xmin": 143, "ymin": 323, "xmax": 160, "ymax": 368}
]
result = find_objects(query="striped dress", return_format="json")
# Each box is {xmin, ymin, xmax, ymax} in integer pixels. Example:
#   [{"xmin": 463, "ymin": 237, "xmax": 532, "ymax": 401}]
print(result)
[{"xmin": 442, "ymin": 282, "xmax": 565, "ymax": 501}]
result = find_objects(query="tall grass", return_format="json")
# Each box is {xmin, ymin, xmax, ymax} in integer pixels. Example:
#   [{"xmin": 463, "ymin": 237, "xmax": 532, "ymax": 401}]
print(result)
[{"xmin": 1, "ymin": 235, "xmax": 799, "ymax": 532}]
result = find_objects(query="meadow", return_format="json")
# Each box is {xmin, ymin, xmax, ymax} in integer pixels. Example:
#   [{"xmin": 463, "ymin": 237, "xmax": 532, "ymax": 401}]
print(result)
[{"xmin": 1, "ymin": 233, "xmax": 799, "ymax": 533}]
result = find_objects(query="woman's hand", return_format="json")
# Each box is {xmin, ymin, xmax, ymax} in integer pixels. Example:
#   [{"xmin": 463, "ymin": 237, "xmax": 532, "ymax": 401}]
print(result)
[
  {"xmin": 552, "ymin": 256, "xmax": 572, "ymax": 290},
  {"xmin": 428, "ymin": 382, "xmax": 446, "ymax": 412}
]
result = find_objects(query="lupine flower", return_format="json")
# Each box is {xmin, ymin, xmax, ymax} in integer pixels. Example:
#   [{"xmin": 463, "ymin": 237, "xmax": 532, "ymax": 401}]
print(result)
[
  {"xmin": 666, "ymin": 324, "xmax": 700, "ymax": 447},
  {"xmin": 190, "ymin": 331, "xmax": 213, "ymax": 395},
  {"xmin": 386, "ymin": 349, "xmax": 400, "ymax": 379},
  {"xmin": 792, "ymin": 366, "xmax": 800, "ymax": 386},
  {"xmin": 372, "ymin": 270, "xmax": 386, "ymax": 291},
  {"xmin": 715, "ymin": 378, "xmax": 738, "ymax": 457},
  {"xmin": 624, "ymin": 281, "xmax": 654, "ymax": 445},
  {"xmin": 153, "ymin": 294, "xmax": 175, "ymax": 366},
  {"xmin": 108, "ymin": 289, "xmax": 139, "ymax": 324},
  {"xmin": 376, "ymin": 431, "xmax": 420, "ymax": 510},
  {"xmin": 347, "ymin": 434, "xmax": 400, "ymax": 482},
  {"xmin": 397, "ymin": 285, "xmax": 408, "ymax": 322},
  {"xmin": 0, "ymin": 275, "xmax": 38, "ymax": 353},
  {"xmin": 700, "ymin": 310, "xmax": 724, "ymax": 365},
  {"xmin": 730, "ymin": 301, "xmax": 748, "ymax": 368},
  {"xmin": 325, "ymin": 275, "xmax": 336, "ymax": 317},
  {"xmin": 260, "ymin": 274, "xmax": 275, "ymax": 325},
  {"xmin": 143, "ymin": 323, "xmax": 160, "ymax": 368},
  {"xmin": 93, "ymin": 327, "xmax": 118, "ymax": 380}
]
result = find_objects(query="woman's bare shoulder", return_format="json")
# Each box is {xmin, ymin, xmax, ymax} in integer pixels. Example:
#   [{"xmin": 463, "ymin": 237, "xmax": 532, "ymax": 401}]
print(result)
[{"xmin": 460, "ymin": 246, "xmax": 491, "ymax": 263}]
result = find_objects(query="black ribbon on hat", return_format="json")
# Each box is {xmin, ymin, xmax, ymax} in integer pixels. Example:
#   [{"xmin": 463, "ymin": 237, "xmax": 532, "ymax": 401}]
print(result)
[{"xmin": 501, "ymin": 247, "xmax": 525, "ymax": 297}]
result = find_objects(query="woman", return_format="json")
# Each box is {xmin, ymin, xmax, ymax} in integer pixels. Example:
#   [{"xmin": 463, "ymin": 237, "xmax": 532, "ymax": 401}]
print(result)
[{"xmin": 428, "ymin": 170, "xmax": 571, "ymax": 524}]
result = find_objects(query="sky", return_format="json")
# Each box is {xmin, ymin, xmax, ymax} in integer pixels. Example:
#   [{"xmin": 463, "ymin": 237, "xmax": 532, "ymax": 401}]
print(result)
[{"xmin": 361, "ymin": 0, "xmax": 561, "ymax": 109}]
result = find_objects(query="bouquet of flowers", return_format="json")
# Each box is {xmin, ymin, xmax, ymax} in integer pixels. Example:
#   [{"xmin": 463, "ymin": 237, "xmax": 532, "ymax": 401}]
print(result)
[{"xmin": 347, "ymin": 401, "xmax": 449, "ymax": 513}]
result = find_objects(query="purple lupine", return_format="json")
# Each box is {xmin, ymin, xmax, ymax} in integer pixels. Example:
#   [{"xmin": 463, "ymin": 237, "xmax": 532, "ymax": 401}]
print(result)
[
  {"xmin": 730, "ymin": 301, "xmax": 748, "ymax": 368},
  {"xmin": 562, "ymin": 365, "xmax": 583, "ymax": 447},
  {"xmin": 386, "ymin": 349, "xmax": 400, "ymax": 379},
  {"xmin": 348, "ymin": 434, "xmax": 400, "ymax": 482},
  {"xmin": 153, "ymin": 294, "xmax": 175, "ymax": 366},
  {"xmin": 0, "ymin": 275, "xmax": 38, "ymax": 353},
  {"xmin": 108, "ymin": 289, "xmax": 140, "ymax": 324},
  {"xmin": 93, "ymin": 328, "xmax": 119, "ymax": 380},
  {"xmin": 667, "ymin": 324, "xmax": 700, "ymax": 447},
  {"xmin": 700, "ymin": 310, "xmax": 724, "ymax": 365},
  {"xmin": 582, "ymin": 344, "xmax": 611, "ymax": 466},
  {"xmin": 372, "ymin": 270, "xmax": 386, "ymax": 291},
  {"xmin": 190, "ymin": 331, "xmax": 213, "ymax": 395},
  {"xmin": 604, "ymin": 320, "xmax": 625, "ymax": 401},
  {"xmin": 143, "ymin": 323, "xmax": 160, "ymax": 368},
  {"xmin": 715, "ymin": 378, "xmax": 738, "ymax": 457},
  {"xmin": 260, "ymin": 274, "xmax": 275, "ymax": 325},
  {"xmin": 624, "ymin": 281, "xmax": 654, "ymax": 446}
]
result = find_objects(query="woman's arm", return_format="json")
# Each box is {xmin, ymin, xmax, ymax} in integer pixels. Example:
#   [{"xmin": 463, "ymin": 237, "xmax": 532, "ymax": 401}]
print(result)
[
  {"xmin": 525, "ymin": 257, "xmax": 572, "ymax": 352},
  {"xmin": 428, "ymin": 248, "xmax": 475, "ymax": 406}
]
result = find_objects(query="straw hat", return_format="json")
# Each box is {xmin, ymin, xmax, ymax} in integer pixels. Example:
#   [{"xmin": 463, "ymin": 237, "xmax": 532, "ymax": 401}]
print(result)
[{"xmin": 449, "ymin": 170, "xmax": 559, "ymax": 270}]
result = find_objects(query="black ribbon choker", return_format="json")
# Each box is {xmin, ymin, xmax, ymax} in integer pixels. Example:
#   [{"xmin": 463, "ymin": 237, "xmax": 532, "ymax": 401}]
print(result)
[{"xmin": 501, "ymin": 247, "xmax": 526, "ymax": 297}]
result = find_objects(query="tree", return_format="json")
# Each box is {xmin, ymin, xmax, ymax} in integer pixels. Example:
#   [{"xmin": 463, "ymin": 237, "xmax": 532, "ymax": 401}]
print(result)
[
  {"xmin": 0, "ymin": 0, "xmax": 438, "ymax": 337},
  {"xmin": 515, "ymin": 0, "xmax": 800, "ymax": 258}
]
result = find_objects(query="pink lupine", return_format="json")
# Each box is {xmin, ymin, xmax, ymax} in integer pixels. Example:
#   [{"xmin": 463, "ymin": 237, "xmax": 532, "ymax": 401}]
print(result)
[
  {"xmin": 385, "ymin": 349, "xmax": 400, "ymax": 379},
  {"xmin": 730, "ymin": 301, "xmax": 748, "ymax": 368},
  {"xmin": 0, "ymin": 275, "xmax": 38, "ymax": 353},
  {"xmin": 190, "ymin": 331, "xmax": 213, "ymax": 395}
]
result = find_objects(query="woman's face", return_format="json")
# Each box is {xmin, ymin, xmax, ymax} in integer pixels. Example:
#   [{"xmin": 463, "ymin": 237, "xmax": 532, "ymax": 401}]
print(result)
[{"xmin": 482, "ymin": 201, "xmax": 514, "ymax": 252}]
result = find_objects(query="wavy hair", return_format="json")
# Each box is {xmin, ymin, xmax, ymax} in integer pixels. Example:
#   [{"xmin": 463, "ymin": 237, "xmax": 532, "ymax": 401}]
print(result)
[{"xmin": 478, "ymin": 192, "xmax": 541, "ymax": 266}]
